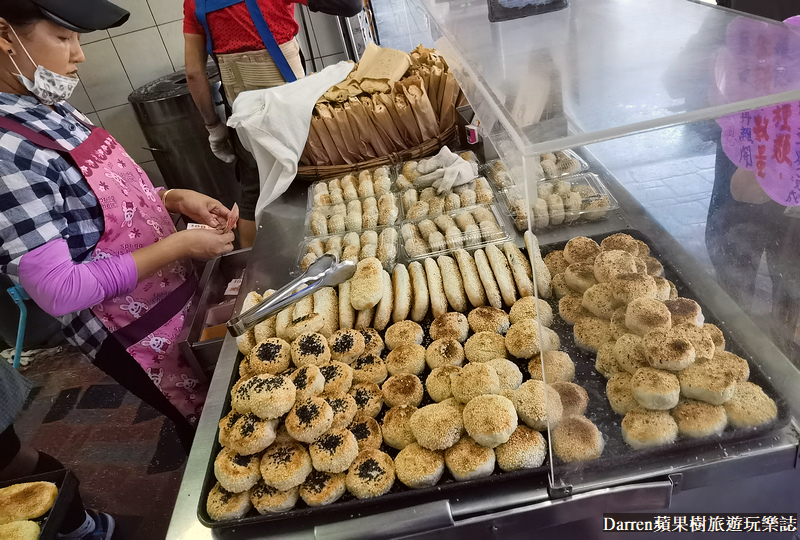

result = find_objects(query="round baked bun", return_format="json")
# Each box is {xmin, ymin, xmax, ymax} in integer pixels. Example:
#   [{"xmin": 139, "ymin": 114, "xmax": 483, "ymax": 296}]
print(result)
[
  {"xmin": 444, "ymin": 436, "xmax": 496, "ymax": 481},
  {"xmin": 494, "ymin": 426, "xmax": 547, "ymax": 471},
  {"xmin": 309, "ymin": 428, "xmax": 360, "ymax": 474},
  {"xmin": 384, "ymin": 320, "xmax": 424, "ymax": 350},
  {"xmin": 550, "ymin": 381, "xmax": 589, "ymax": 417},
  {"xmin": 625, "ymin": 298, "xmax": 671, "ymax": 336},
  {"xmin": 346, "ymin": 449, "xmax": 396, "ymax": 499},
  {"xmin": 621, "ymin": 408, "xmax": 678, "ymax": 449},
  {"xmin": 425, "ymin": 365, "xmax": 461, "ymax": 402},
  {"xmin": 563, "ymin": 236, "xmax": 600, "ymax": 264},
  {"xmin": 528, "ymin": 351, "xmax": 575, "ymax": 383},
  {"xmin": 464, "ymin": 331, "xmax": 507, "ymax": 363},
  {"xmin": 551, "ymin": 416, "xmax": 604, "ymax": 462},
  {"xmin": 462, "ymin": 394, "xmax": 518, "ymax": 448},
  {"xmin": 450, "ymin": 362, "xmax": 501, "ymax": 403},
  {"xmin": 425, "ymin": 338, "xmax": 465, "ymax": 369},
  {"xmin": 630, "ymin": 367, "xmax": 680, "ymax": 410},
  {"xmin": 486, "ymin": 359, "xmax": 523, "ymax": 391},
  {"xmin": 642, "ymin": 329, "xmax": 695, "ymax": 371},
  {"xmin": 723, "ymin": 382, "xmax": 778, "ymax": 429},
  {"xmin": 468, "ymin": 306, "xmax": 510, "ymax": 334},
  {"xmin": 672, "ymin": 399, "xmax": 727, "ymax": 438},
  {"xmin": 509, "ymin": 296, "xmax": 554, "ymax": 327},
  {"xmin": 511, "ymin": 380, "xmax": 563, "ymax": 431},
  {"xmin": 409, "ymin": 400, "xmax": 464, "ymax": 450},
  {"xmin": 394, "ymin": 443, "xmax": 445, "ymax": 489},
  {"xmin": 606, "ymin": 373, "xmax": 639, "ymax": 416},
  {"xmin": 429, "ymin": 312, "xmax": 469, "ymax": 343}
]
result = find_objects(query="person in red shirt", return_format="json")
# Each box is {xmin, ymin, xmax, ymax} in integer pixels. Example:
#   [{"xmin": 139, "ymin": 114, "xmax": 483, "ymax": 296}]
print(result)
[{"xmin": 184, "ymin": 0, "xmax": 362, "ymax": 247}]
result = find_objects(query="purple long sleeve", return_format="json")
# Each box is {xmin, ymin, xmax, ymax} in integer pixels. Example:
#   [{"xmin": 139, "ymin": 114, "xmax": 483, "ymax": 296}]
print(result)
[{"xmin": 18, "ymin": 238, "xmax": 139, "ymax": 317}]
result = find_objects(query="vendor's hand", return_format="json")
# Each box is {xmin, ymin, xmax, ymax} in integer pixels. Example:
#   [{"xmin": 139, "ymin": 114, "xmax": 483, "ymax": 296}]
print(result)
[
  {"xmin": 207, "ymin": 122, "xmax": 236, "ymax": 163},
  {"xmin": 169, "ymin": 189, "xmax": 233, "ymax": 229},
  {"xmin": 175, "ymin": 229, "xmax": 235, "ymax": 260},
  {"xmin": 433, "ymin": 160, "xmax": 478, "ymax": 194}
]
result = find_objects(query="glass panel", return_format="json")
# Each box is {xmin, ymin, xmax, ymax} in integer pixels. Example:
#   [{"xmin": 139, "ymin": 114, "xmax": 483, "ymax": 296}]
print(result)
[
  {"xmin": 416, "ymin": 0, "xmax": 800, "ymax": 157},
  {"xmin": 529, "ymin": 117, "xmax": 800, "ymax": 494}
]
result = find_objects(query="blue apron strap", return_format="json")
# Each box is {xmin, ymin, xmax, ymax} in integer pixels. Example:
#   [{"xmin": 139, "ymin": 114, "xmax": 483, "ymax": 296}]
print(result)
[
  {"xmin": 243, "ymin": 0, "xmax": 298, "ymax": 83},
  {"xmin": 196, "ymin": 0, "xmax": 244, "ymax": 56}
]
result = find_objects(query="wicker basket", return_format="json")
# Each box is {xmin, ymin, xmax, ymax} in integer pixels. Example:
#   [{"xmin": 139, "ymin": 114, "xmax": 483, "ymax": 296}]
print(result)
[{"xmin": 296, "ymin": 125, "xmax": 458, "ymax": 181}]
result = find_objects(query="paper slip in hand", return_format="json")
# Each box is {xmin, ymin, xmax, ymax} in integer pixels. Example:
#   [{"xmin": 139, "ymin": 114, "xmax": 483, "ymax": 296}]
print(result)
[
  {"xmin": 224, "ymin": 203, "xmax": 240, "ymax": 234},
  {"xmin": 187, "ymin": 223, "xmax": 214, "ymax": 230}
]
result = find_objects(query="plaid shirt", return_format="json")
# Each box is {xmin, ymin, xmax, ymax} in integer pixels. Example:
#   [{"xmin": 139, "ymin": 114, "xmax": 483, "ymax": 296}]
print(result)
[{"xmin": 0, "ymin": 93, "xmax": 109, "ymax": 359}]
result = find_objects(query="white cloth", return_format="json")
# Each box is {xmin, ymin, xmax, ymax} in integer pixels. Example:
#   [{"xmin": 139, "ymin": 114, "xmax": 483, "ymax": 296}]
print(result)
[{"xmin": 227, "ymin": 62, "xmax": 355, "ymax": 222}]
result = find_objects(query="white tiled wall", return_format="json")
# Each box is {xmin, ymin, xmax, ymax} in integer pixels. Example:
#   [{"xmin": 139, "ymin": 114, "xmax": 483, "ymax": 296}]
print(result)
[
  {"xmin": 70, "ymin": 0, "xmax": 184, "ymax": 180},
  {"xmin": 72, "ymin": 0, "xmax": 349, "ymax": 181}
]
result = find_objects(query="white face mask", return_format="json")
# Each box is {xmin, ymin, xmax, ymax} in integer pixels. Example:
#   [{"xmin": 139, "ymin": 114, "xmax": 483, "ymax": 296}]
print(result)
[{"xmin": 6, "ymin": 25, "xmax": 79, "ymax": 105}]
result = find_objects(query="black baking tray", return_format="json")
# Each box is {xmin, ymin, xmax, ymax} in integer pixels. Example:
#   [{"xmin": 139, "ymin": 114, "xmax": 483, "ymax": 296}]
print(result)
[
  {"xmin": 538, "ymin": 228, "xmax": 791, "ymax": 475},
  {"xmin": 198, "ymin": 228, "xmax": 791, "ymax": 528},
  {"xmin": 198, "ymin": 314, "xmax": 552, "ymax": 529},
  {"xmin": 0, "ymin": 469, "xmax": 78, "ymax": 539}
]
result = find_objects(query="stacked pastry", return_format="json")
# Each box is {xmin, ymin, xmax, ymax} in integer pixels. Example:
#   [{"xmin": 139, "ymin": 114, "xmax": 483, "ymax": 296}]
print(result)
[
  {"xmin": 310, "ymin": 167, "xmax": 393, "ymax": 208},
  {"xmin": 400, "ymin": 177, "xmax": 494, "ymax": 222},
  {"xmin": 549, "ymin": 233, "xmax": 778, "ymax": 450},
  {"xmin": 504, "ymin": 179, "xmax": 611, "ymax": 231},
  {"xmin": 400, "ymin": 206, "xmax": 506, "ymax": 258},
  {"xmin": 308, "ymin": 193, "xmax": 400, "ymax": 237},
  {"xmin": 211, "ymin": 290, "xmax": 398, "ymax": 519},
  {"xmin": 299, "ymin": 228, "xmax": 398, "ymax": 272}
]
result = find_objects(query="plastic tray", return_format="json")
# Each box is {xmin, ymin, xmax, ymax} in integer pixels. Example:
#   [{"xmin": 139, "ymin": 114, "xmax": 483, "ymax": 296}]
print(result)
[
  {"xmin": 197, "ymin": 312, "xmax": 551, "ymax": 530},
  {"xmin": 399, "ymin": 204, "xmax": 510, "ymax": 261},
  {"xmin": 483, "ymin": 149, "xmax": 590, "ymax": 190},
  {"xmin": 0, "ymin": 469, "xmax": 78, "ymax": 540},
  {"xmin": 539, "ymin": 229, "xmax": 791, "ymax": 470},
  {"xmin": 291, "ymin": 227, "xmax": 400, "ymax": 276},
  {"xmin": 304, "ymin": 193, "xmax": 403, "ymax": 238},
  {"xmin": 499, "ymin": 173, "xmax": 619, "ymax": 231},
  {"xmin": 307, "ymin": 166, "xmax": 395, "ymax": 209}
]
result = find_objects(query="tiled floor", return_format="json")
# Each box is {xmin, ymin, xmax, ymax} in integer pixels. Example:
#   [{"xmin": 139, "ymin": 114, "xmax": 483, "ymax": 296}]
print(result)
[{"xmin": 12, "ymin": 348, "xmax": 187, "ymax": 540}]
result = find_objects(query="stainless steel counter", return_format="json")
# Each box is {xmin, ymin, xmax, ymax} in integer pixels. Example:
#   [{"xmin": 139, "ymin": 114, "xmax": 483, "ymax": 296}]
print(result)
[{"xmin": 167, "ymin": 175, "xmax": 800, "ymax": 540}]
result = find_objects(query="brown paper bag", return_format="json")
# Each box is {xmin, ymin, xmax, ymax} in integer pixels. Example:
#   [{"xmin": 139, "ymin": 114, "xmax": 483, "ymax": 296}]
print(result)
[
  {"xmin": 399, "ymin": 75, "xmax": 438, "ymax": 140},
  {"xmin": 377, "ymin": 92, "xmax": 412, "ymax": 150},
  {"xmin": 371, "ymin": 95, "xmax": 407, "ymax": 151},
  {"xmin": 344, "ymin": 100, "xmax": 377, "ymax": 159},
  {"xmin": 349, "ymin": 97, "xmax": 386, "ymax": 158},
  {"xmin": 417, "ymin": 66, "xmax": 434, "ymax": 115},
  {"xmin": 304, "ymin": 118, "xmax": 330, "ymax": 166},
  {"xmin": 318, "ymin": 103, "xmax": 357, "ymax": 164},
  {"xmin": 310, "ymin": 113, "xmax": 345, "ymax": 165},
  {"xmin": 332, "ymin": 103, "xmax": 363, "ymax": 161},
  {"xmin": 438, "ymin": 72, "xmax": 460, "ymax": 131},
  {"xmin": 361, "ymin": 96, "xmax": 398, "ymax": 154},
  {"xmin": 427, "ymin": 66, "xmax": 442, "ymax": 119},
  {"xmin": 392, "ymin": 92, "xmax": 423, "ymax": 146}
]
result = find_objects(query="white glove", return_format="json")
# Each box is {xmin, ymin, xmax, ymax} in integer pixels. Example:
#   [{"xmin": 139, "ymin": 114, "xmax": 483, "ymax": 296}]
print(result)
[
  {"xmin": 206, "ymin": 122, "xmax": 236, "ymax": 164},
  {"xmin": 432, "ymin": 160, "xmax": 478, "ymax": 194},
  {"xmin": 417, "ymin": 146, "xmax": 459, "ymax": 174}
]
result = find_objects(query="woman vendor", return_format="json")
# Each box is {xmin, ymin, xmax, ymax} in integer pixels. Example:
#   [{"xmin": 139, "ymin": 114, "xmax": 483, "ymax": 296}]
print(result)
[{"xmin": 0, "ymin": 0, "xmax": 236, "ymax": 446}]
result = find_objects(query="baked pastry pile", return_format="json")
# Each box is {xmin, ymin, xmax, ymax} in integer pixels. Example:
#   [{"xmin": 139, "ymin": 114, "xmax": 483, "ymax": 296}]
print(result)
[
  {"xmin": 211, "ymin": 233, "xmax": 606, "ymax": 521},
  {"xmin": 550, "ymin": 233, "xmax": 777, "ymax": 450}
]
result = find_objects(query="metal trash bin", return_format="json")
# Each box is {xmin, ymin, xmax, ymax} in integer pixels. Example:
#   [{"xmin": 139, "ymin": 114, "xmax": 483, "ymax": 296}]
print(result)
[{"xmin": 129, "ymin": 66, "xmax": 240, "ymax": 209}]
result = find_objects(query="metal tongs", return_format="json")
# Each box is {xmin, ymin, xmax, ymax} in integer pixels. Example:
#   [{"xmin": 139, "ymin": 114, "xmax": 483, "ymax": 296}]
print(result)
[{"xmin": 227, "ymin": 255, "xmax": 356, "ymax": 337}]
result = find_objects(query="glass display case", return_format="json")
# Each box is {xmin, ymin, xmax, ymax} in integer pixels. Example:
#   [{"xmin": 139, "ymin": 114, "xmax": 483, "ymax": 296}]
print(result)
[
  {"xmin": 166, "ymin": 1, "xmax": 800, "ymax": 538},
  {"xmin": 416, "ymin": 0, "xmax": 800, "ymax": 517}
]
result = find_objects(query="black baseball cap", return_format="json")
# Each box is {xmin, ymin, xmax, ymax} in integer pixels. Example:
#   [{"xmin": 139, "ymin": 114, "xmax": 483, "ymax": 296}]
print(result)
[{"xmin": 31, "ymin": 0, "xmax": 130, "ymax": 33}]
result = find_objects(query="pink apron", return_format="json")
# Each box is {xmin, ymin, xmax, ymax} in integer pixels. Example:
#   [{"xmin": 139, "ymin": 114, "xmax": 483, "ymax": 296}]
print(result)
[{"xmin": 0, "ymin": 114, "xmax": 207, "ymax": 422}]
